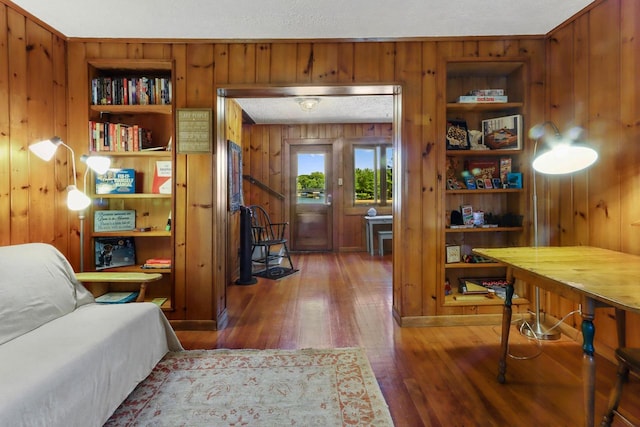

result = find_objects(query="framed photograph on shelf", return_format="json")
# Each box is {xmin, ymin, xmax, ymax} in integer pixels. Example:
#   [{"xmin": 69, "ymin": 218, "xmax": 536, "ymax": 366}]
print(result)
[
  {"xmin": 481, "ymin": 114, "xmax": 523, "ymax": 150},
  {"xmin": 446, "ymin": 119, "xmax": 470, "ymax": 150},
  {"xmin": 94, "ymin": 237, "xmax": 136, "ymax": 270}
]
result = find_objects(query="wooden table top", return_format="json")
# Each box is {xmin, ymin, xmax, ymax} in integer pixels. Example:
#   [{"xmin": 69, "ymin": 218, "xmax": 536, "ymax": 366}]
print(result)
[
  {"xmin": 75, "ymin": 272, "xmax": 163, "ymax": 283},
  {"xmin": 473, "ymin": 246, "xmax": 640, "ymax": 315}
]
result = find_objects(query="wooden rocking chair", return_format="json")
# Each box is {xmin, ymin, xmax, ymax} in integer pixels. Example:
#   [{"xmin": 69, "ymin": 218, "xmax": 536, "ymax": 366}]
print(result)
[{"xmin": 248, "ymin": 205, "xmax": 295, "ymax": 276}]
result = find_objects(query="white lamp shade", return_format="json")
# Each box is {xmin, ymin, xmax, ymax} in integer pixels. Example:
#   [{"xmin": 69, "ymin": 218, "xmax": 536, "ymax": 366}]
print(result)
[
  {"xmin": 85, "ymin": 156, "xmax": 111, "ymax": 174},
  {"xmin": 67, "ymin": 185, "xmax": 91, "ymax": 211},
  {"xmin": 532, "ymin": 144, "xmax": 598, "ymax": 175},
  {"xmin": 29, "ymin": 139, "xmax": 61, "ymax": 161}
]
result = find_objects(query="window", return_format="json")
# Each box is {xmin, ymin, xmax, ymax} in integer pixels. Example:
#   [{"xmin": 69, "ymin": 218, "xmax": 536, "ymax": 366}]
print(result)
[{"xmin": 353, "ymin": 143, "xmax": 393, "ymax": 206}]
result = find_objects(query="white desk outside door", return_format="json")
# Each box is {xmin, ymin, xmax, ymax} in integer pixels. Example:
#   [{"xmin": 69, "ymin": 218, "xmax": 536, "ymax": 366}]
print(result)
[{"xmin": 364, "ymin": 215, "xmax": 392, "ymax": 256}]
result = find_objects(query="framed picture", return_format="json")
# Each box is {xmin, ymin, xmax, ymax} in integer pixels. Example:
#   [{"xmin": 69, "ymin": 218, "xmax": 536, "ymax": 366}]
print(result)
[
  {"xmin": 446, "ymin": 119, "xmax": 470, "ymax": 150},
  {"xmin": 94, "ymin": 237, "xmax": 136, "ymax": 270},
  {"xmin": 176, "ymin": 108, "xmax": 212, "ymax": 154},
  {"xmin": 446, "ymin": 245, "xmax": 462, "ymax": 264},
  {"xmin": 228, "ymin": 140, "xmax": 243, "ymax": 212},
  {"xmin": 481, "ymin": 114, "xmax": 523, "ymax": 150}
]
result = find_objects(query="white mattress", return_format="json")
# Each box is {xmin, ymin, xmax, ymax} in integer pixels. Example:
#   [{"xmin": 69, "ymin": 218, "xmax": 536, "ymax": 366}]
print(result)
[{"xmin": 0, "ymin": 302, "xmax": 183, "ymax": 427}]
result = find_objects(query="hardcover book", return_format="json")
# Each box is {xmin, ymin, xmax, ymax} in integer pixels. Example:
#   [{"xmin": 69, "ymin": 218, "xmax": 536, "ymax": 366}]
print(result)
[
  {"xmin": 95, "ymin": 168, "xmax": 136, "ymax": 194},
  {"xmin": 152, "ymin": 161, "xmax": 172, "ymax": 194}
]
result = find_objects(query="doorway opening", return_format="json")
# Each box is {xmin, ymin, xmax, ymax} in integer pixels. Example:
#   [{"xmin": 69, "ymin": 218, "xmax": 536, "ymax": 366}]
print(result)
[{"xmin": 217, "ymin": 83, "xmax": 401, "ymax": 259}]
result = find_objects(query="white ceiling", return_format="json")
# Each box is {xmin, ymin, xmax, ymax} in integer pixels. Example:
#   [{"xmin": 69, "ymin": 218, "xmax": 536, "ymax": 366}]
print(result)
[{"xmin": 10, "ymin": 0, "xmax": 594, "ymax": 124}]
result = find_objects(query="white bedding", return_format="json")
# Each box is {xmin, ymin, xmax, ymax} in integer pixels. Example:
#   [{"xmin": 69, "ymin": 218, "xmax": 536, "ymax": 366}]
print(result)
[{"xmin": 0, "ymin": 302, "xmax": 183, "ymax": 427}]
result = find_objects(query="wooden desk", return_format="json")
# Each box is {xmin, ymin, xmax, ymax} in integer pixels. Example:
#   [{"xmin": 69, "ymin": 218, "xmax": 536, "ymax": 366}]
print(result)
[
  {"xmin": 364, "ymin": 215, "xmax": 392, "ymax": 256},
  {"xmin": 473, "ymin": 246, "xmax": 640, "ymax": 427},
  {"xmin": 75, "ymin": 272, "xmax": 163, "ymax": 302}
]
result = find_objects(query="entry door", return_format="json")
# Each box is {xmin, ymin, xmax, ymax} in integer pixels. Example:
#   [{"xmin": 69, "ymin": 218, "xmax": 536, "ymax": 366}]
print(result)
[{"xmin": 290, "ymin": 145, "xmax": 333, "ymax": 251}]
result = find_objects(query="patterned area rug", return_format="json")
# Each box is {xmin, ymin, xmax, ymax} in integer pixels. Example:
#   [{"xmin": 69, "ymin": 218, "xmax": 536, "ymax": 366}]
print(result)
[
  {"xmin": 105, "ymin": 347, "xmax": 393, "ymax": 426},
  {"xmin": 253, "ymin": 266, "xmax": 299, "ymax": 280}
]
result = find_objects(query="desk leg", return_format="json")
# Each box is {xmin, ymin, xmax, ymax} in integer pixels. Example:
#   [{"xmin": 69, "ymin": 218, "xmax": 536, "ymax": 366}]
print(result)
[
  {"xmin": 498, "ymin": 280, "xmax": 514, "ymax": 384},
  {"xmin": 581, "ymin": 298, "xmax": 596, "ymax": 427},
  {"xmin": 367, "ymin": 223, "xmax": 374, "ymax": 256},
  {"xmin": 136, "ymin": 282, "xmax": 147, "ymax": 302}
]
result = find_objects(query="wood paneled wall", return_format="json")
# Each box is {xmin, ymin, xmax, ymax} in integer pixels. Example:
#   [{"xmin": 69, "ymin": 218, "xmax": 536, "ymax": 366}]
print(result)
[
  {"xmin": 241, "ymin": 123, "xmax": 393, "ymax": 253},
  {"xmin": 0, "ymin": 4, "xmax": 71, "ymax": 255},
  {"xmin": 544, "ymin": 0, "xmax": 640, "ymax": 354},
  {"xmin": 9, "ymin": 0, "xmax": 638, "ymax": 351}
]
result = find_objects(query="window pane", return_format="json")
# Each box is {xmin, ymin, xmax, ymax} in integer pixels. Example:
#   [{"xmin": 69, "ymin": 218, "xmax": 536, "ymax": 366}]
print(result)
[
  {"xmin": 353, "ymin": 144, "xmax": 392, "ymax": 207},
  {"xmin": 354, "ymin": 147, "xmax": 376, "ymax": 205}
]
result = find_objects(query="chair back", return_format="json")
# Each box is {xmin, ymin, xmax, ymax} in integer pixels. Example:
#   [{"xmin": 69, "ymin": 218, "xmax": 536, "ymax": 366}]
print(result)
[{"xmin": 248, "ymin": 205, "xmax": 287, "ymax": 243}]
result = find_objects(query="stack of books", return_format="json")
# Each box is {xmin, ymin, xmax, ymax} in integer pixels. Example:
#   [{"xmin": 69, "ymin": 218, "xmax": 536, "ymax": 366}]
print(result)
[
  {"xmin": 142, "ymin": 258, "xmax": 171, "ymax": 269},
  {"xmin": 457, "ymin": 89, "xmax": 508, "ymax": 103}
]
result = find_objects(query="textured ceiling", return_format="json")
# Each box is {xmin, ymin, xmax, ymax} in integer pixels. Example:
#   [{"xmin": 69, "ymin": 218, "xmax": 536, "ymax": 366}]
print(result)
[
  {"xmin": 9, "ymin": 0, "xmax": 594, "ymax": 124},
  {"xmin": 11, "ymin": 0, "xmax": 594, "ymax": 40}
]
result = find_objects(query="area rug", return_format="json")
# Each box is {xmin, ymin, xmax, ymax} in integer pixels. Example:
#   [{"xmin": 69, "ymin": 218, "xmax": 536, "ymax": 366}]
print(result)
[
  {"xmin": 105, "ymin": 347, "xmax": 393, "ymax": 426},
  {"xmin": 253, "ymin": 266, "xmax": 299, "ymax": 280}
]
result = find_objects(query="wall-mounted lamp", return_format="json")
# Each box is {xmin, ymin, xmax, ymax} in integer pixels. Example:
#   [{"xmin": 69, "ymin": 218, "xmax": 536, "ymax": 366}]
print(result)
[
  {"xmin": 296, "ymin": 97, "xmax": 320, "ymax": 112},
  {"xmin": 525, "ymin": 121, "xmax": 598, "ymax": 340}
]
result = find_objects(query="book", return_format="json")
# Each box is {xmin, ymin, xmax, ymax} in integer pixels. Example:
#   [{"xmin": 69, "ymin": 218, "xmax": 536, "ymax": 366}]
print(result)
[
  {"xmin": 95, "ymin": 168, "xmax": 136, "ymax": 194},
  {"xmin": 143, "ymin": 258, "xmax": 171, "ymax": 269},
  {"xmin": 465, "ymin": 89, "xmax": 505, "ymax": 96},
  {"xmin": 151, "ymin": 297, "xmax": 168, "ymax": 307},
  {"xmin": 95, "ymin": 237, "xmax": 136, "ymax": 270},
  {"xmin": 95, "ymin": 291, "xmax": 139, "ymax": 304},
  {"xmin": 482, "ymin": 114, "xmax": 523, "ymax": 150},
  {"xmin": 457, "ymin": 95, "xmax": 508, "ymax": 103},
  {"xmin": 152, "ymin": 161, "xmax": 172, "ymax": 194}
]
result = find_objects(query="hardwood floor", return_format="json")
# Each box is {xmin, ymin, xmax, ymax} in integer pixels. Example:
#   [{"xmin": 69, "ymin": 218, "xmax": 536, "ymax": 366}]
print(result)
[{"xmin": 175, "ymin": 252, "xmax": 640, "ymax": 426}]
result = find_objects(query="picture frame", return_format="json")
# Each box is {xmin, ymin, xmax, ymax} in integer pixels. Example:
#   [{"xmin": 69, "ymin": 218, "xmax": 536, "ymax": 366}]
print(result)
[
  {"xmin": 446, "ymin": 245, "xmax": 462, "ymax": 264},
  {"xmin": 176, "ymin": 108, "xmax": 212, "ymax": 154},
  {"xmin": 94, "ymin": 237, "xmax": 136, "ymax": 270},
  {"xmin": 446, "ymin": 119, "xmax": 470, "ymax": 150},
  {"xmin": 481, "ymin": 114, "xmax": 523, "ymax": 150},
  {"xmin": 228, "ymin": 140, "xmax": 243, "ymax": 212}
]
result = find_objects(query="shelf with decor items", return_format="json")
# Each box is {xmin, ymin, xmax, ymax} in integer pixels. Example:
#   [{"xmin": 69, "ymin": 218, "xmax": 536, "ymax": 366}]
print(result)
[
  {"xmin": 439, "ymin": 57, "xmax": 531, "ymax": 313},
  {"xmin": 86, "ymin": 59, "xmax": 175, "ymax": 310}
]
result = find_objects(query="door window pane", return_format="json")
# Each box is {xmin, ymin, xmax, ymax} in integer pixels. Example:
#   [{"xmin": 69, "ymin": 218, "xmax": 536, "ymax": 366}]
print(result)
[{"xmin": 296, "ymin": 153, "xmax": 326, "ymax": 204}]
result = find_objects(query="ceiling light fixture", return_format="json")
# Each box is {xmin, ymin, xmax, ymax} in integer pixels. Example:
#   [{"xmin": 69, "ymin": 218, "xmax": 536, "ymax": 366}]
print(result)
[{"xmin": 296, "ymin": 97, "xmax": 320, "ymax": 112}]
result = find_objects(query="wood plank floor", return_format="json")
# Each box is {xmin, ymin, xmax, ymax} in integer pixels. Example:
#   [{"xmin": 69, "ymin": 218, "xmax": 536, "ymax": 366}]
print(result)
[{"xmin": 175, "ymin": 252, "xmax": 640, "ymax": 427}]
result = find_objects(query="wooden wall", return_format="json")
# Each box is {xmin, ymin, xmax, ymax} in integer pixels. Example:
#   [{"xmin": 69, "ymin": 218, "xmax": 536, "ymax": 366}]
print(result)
[
  {"xmin": 8, "ymin": 0, "xmax": 638, "ymax": 352},
  {"xmin": 0, "ymin": 4, "xmax": 71, "ymax": 255},
  {"xmin": 241, "ymin": 123, "xmax": 394, "ymax": 253},
  {"xmin": 543, "ymin": 0, "xmax": 640, "ymax": 355}
]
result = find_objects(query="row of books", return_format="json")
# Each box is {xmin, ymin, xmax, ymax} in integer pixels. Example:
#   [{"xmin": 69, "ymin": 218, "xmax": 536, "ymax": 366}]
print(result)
[
  {"xmin": 91, "ymin": 76, "xmax": 172, "ymax": 106},
  {"xmin": 142, "ymin": 258, "xmax": 171, "ymax": 269},
  {"xmin": 89, "ymin": 121, "xmax": 153, "ymax": 152}
]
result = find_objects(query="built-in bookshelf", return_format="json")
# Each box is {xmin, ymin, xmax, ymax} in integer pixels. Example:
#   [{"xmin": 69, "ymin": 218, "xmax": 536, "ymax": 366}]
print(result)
[
  {"xmin": 439, "ymin": 58, "xmax": 531, "ymax": 314},
  {"xmin": 85, "ymin": 59, "xmax": 175, "ymax": 311}
]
